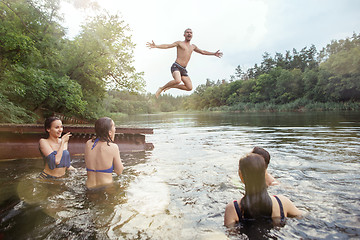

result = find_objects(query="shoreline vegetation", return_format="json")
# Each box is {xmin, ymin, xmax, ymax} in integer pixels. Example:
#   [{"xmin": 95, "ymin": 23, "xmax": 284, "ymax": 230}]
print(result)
[
  {"xmin": 106, "ymin": 92, "xmax": 360, "ymax": 120},
  {"xmin": 0, "ymin": 0, "xmax": 359, "ymax": 124},
  {"xmin": 207, "ymin": 100, "xmax": 360, "ymax": 112},
  {"xmin": 108, "ymin": 100, "xmax": 360, "ymax": 120}
]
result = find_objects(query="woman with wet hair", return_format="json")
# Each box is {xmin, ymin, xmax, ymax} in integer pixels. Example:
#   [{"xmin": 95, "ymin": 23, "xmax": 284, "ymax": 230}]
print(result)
[
  {"xmin": 224, "ymin": 153, "xmax": 302, "ymax": 227},
  {"xmin": 251, "ymin": 147, "xmax": 278, "ymax": 186},
  {"xmin": 85, "ymin": 117, "xmax": 124, "ymax": 189},
  {"xmin": 39, "ymin": 116, "xmax": 75, "ymax": 179}
]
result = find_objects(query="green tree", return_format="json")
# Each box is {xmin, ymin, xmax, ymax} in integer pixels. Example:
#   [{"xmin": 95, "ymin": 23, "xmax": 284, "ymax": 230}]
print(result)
[
  {"xmin": 250, "ymin": 68, "xmax": 281, "ymax": 103},
  {"xmin": 320, "ymin": 44, "xmax": 360, "ymax": 76},
  {"xmin": 0, "ymin": 0, "xmax": 144, "ymax": 122},
  {"xmin": 319, "ymin": 33, "xmax": 360, "ymax": 62},
  {"xmin": 320, "ymin": 33, "xmax": 360, "ymax": 101},
  {"xmin": 275, "ymin": 68, "xmax": 304, "ymax": 103},
  {"xmin": 303, "ymin": 69, "xmax": 319, "ymax": 100},
  {"xmin": 0, "ymin": 0, "xmax": 86, "ymax": 120},
  {"xmin": 64, "ymin": 13, "xmax": 144, "ymax": 118},
  {"xmin": 236, "ymin": 79, "xmax": 256, "ymax": 103},
  {"xmin": 260, "ymin": 52, "xmax": 275, "ymax": 74}
]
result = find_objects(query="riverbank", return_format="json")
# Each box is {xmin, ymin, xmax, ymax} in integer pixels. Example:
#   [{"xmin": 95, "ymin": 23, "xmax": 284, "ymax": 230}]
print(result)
[
  {"xmin": 2, "ymin": 100, "xmax": 359, "ymax": 125},
  {"xmin": 109, "ymin": 100, "xmax": 360, "ymax": 119},
  {"xmin": 206, "ymin": 100, "xmax": 360, "ymax": 112}
]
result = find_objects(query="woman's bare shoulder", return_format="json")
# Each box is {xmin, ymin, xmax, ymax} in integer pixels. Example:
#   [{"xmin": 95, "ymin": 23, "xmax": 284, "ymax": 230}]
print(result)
[
  {"xmin": 109, "ymin": 142, "xmax": 119, "ymax": 149},
  {"xmin": 39, "ymin": 138, "xmax": 48, "ymax": 145}
]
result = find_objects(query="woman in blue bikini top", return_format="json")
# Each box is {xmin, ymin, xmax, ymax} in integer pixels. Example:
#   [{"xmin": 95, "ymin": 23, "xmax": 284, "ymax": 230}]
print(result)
[
  {"xmin": 84, "ymin": 117, "xmax": 124, "ymax": 189},
  {"xmin": 38, "ymin": 116, "xmax": 75, "ymax": 179},
  {"xmin": 224, "ymin": 153, "xmax": 302, "ymax": 227}
]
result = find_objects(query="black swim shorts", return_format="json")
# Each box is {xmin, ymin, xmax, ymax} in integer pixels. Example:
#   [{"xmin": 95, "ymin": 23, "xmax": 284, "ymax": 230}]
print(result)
[{"xmin": 171, "ymin": 62, "xmax": 188, "ymax": 77}]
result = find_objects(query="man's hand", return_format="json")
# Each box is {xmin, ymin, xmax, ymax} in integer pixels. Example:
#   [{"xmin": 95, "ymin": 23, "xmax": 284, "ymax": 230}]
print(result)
[
  {"xmin": 146, "ymin": 40, "xmax": 156, "ymax": 49},
  {"xmin": 215, "ymin": 50, "xmax": 223, "ymax": 58}
]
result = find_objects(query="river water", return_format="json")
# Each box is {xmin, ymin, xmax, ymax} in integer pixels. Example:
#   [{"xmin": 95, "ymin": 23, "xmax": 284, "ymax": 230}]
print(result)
[{"xmin": 0, "ymin": 111, "xmax": 359, "ymax": 239}]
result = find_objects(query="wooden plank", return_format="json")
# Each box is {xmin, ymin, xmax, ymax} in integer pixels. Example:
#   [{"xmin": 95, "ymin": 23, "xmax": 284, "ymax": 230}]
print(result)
[{"xmin": 0, "ymin": 131, "xmax": 154, "ymax": 160}]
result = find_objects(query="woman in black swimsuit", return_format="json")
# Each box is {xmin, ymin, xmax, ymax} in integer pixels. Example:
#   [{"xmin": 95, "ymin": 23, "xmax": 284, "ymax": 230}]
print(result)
[{"xmin": 224, "ymin": 153, "xmax": 302, "ymax": 227}]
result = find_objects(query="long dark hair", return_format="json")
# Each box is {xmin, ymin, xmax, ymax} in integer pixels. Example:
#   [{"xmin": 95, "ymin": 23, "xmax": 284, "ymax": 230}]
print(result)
[
  {"xmin": 44, "ymin": 116, "xmax": 61, "ymax": 138},
  {"xmin": 94, "ymin": 117, "xmax": 114, "ymax": 145},
  {"xmin": 252, "ymin": 147, "xmax": 270, "ymax": 167},
  {"xmin": 239, "ymin": 153, "xmax": 272, "ymax": 219}
]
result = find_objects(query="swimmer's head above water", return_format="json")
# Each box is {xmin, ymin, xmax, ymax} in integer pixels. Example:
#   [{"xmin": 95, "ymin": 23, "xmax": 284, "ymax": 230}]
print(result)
[
  {"xmin": 94, "ymin": 117, "xmax": 116, "ymax": 144},
  {"xmin": 251, "ymin": 147, "xmax": 270, "ymax": 167}
]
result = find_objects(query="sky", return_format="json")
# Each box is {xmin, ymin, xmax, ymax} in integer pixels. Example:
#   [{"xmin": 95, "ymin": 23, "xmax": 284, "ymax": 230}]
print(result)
[{"xmin": 60, "ymin": 0, "xmax": 360, "ymax": 96}]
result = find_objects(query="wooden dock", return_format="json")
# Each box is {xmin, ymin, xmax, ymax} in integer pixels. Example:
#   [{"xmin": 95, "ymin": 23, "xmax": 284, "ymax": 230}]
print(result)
[{"xmin": 0, "ymin": 124, "xmax": 154, "ymax": 161}]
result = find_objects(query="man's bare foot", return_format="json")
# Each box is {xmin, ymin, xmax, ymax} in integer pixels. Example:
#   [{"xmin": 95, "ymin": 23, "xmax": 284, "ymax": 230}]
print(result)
[{"xmin": 155, "ymin": 87, "xmax": 163, "ymax": 98}]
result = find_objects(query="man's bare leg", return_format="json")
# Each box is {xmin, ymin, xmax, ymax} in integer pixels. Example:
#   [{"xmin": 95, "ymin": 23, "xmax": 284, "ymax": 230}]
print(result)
[
  {"xmin": 172, "ymin": 76, "xmax": 192, "ymax": 91},
  {"xmin": 155, "ymin": 71, "xmax": 182, "ymax": 98},
  {"xmin": 162, "ymin": 76, "xmax": 193, "ymax": 92}
]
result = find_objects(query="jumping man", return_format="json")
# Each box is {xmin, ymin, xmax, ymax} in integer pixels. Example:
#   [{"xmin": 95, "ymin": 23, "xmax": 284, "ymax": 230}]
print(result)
[{"xmin": 147, "ymin": 28, "xmax": 223, "ymax": 98}]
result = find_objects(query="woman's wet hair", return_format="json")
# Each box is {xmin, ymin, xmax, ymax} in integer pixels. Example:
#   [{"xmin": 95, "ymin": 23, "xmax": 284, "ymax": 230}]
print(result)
[
  {"xmin": 239, "ymin": 153, "xmax": 272, "ymax": 219},
  {"xmin": 252, "ymin": 147, "xmax": 270, "ymax": 166},
  {"xmin": 44, "ymin": 116, "xmax": 61, "ymax": 138},
  {"xmin": 94, "ymin": 117, "xmax": 114, "ymax": 145}
]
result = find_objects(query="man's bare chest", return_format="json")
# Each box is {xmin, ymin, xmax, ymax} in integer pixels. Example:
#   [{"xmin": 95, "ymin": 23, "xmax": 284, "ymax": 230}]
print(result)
[{"xmin": 177, "ymin": 44, "xmax": 195, "ymax": 54}]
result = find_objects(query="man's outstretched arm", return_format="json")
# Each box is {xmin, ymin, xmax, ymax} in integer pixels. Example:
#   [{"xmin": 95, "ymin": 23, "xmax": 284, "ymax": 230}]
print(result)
[
  {"xmin": 194, "ymin": 45, "xmax": 223, "ymax": 58},
  {"xmin": 147, "ymin": 40, "xmax": 178, "ymax": 49}
]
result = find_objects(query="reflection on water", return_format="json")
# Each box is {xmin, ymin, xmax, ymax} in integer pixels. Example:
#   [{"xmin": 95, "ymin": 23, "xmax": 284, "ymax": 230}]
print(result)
[{"xmin": 0, "ymin": 111, "xmax": 359, "ymax": 239}]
